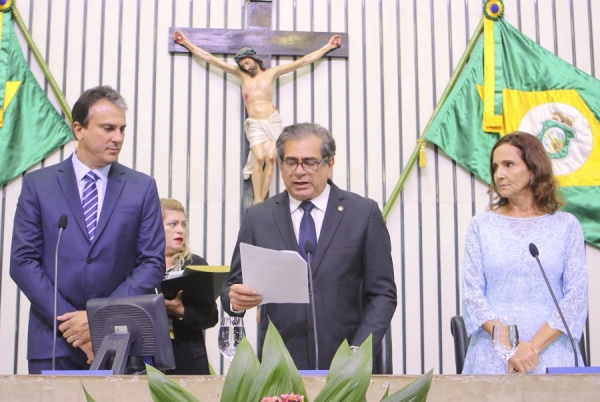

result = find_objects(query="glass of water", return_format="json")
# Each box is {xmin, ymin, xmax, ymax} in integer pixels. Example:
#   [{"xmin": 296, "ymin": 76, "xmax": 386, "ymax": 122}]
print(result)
[
  {"xmin": 492, "ymin": 316, "xmax": 519, "ymax": 372},
  {"xmin": 218, "ymin": 315, "xmax": 245, "ymax": 362}
]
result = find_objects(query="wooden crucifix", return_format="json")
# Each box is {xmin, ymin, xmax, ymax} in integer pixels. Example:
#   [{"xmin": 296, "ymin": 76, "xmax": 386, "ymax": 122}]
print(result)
[{"xmin": 169, "ymin": 0, "xmax": 348, "ymax": 207}]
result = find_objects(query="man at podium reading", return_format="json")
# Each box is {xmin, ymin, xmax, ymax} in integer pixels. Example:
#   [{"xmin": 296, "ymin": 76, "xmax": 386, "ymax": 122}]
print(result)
[
  {"xmin": 221, "ymin": 122, "xmax": 397, "ymax": 370},
  {"xmin": 10, "ymin": 86, "xmax": 165, "ymax": 373}
]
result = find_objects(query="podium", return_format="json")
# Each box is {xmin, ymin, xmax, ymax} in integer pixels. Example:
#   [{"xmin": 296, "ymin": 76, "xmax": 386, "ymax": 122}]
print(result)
[{"xmin": 546, "ymin": 367, "xmax": 600, "ymax": 374}]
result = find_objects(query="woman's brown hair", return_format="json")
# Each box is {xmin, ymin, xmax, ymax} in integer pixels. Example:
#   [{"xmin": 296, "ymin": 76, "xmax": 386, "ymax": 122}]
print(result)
[{"xmin": 488, "ymin": 132, "xmax": 565, "ymax": 214}]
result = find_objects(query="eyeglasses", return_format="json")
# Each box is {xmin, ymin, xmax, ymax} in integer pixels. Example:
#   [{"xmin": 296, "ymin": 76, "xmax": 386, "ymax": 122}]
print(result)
[{"xmin": 280, "ymin": 157, "xmax": 329, "ymax": 173}]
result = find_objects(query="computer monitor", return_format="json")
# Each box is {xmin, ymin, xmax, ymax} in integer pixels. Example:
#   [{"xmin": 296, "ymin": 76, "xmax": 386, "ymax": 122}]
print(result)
[{"xmin": 87, "ymin": 293, "xmax": 175, "ymax": 374}]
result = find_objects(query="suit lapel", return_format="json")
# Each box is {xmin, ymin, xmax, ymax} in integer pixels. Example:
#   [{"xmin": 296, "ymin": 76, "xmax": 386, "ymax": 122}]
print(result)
[
  {"xmin": 57, "ymin": 156, "xmax": 89, "ymax": 239},
  {"xmin": 312, "ymin": 181, "xmax": 346, "ymax": 274},
  {"xmin": 272, "ymin": 191, "xmax": 299, "ymax": 252},
  {"xmin": 92, "ymin": 162, "xmax": 125, "ymax": 245}
]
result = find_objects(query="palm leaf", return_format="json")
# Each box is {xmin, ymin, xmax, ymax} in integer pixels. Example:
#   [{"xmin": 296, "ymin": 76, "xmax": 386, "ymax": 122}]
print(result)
[
  {"xmin": 325, "ymin": 339, "xmax": 352, "ymax": 380},
  {"xmin": 381, "ymin": 369, "xmax": 433, "ymax": 402},
  {"xmin": 146, "ymin": 364, "xmax": 199, "ymax": 402},
  {"xmin": 313, "ymin": 335, "xmax": 373, "ymax": 402},
  {"xmin": 249, "ymin": 320, "xmax": 308, "ymax": 401},
  {"xmin": 220, "ymin": 336, "xmax": 260, "ymax": 402},
  {"xmin": 81, "ymin": 383, "xmax": 96, "ymax": 402},
  {"xmin": 379, "ymin": 383, "xmax": 390, "ymax": 401},
  {"xmin": 325, "ymin": 338, "xmax": 367, "ymax": 402}
]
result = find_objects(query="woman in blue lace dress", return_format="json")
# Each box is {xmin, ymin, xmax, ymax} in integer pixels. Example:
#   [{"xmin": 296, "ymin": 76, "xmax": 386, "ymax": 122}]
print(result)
[{"xmin": 462, "ymin": 132, "xmax": 588, "ymax": 374}]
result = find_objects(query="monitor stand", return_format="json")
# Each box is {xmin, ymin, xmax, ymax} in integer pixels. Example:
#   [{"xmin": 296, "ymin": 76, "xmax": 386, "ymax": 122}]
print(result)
[{"xmin": 89, "ymin": 332, "xmax": 133, "ymax": 374}]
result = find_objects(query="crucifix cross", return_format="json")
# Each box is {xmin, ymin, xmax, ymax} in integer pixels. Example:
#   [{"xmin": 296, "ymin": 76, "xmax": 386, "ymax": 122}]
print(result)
[
  {"xmin": 168, "ymin": 0, "xmax": 348, "ymax": 65},
  {"xmin": 168, "ymin": 0, "xmax": 348, "ymax": 207}
]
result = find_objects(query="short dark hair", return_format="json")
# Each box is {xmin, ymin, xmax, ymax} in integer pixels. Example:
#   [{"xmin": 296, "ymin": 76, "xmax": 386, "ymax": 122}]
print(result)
[
  {"xmin": 488, "ymin": 131, "xmax": 564, "ymax": 214},
  {"xmin": 71, "ymin": 85, "xmax": 127, "ymax": 129},
  {"xmin": 276, "ymin": 123, "xmax": 336, "ymax": 161}
]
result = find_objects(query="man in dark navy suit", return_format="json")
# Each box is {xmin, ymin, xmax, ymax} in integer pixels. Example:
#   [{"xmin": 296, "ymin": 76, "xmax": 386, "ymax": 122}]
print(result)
[
  {"xmin": 221, "ymin": 122, "xmax": 397, "ymax": 370},
  {"xmin": 10, "ymin": 86, "xmax": 165, "ymax": 373}
]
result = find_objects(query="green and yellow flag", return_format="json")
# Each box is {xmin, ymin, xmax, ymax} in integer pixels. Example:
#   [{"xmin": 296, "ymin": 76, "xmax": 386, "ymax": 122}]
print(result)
[
  {"xmin": 424, "ymin": 1, "xmax": 600, "ymax": 248},
  {"xmin": 0, "ymin": 1, "xmax": 72, "ymax": 187}
]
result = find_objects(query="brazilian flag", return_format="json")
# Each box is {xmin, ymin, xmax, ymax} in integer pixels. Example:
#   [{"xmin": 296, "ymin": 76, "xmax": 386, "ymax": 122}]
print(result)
[
  {"xmin": 0, "ymin": 1, "xmax": 72, "ymax": 187},
  {"xmin": 424, "ymin": 1, "xmax": 600, "ymax": 248}
]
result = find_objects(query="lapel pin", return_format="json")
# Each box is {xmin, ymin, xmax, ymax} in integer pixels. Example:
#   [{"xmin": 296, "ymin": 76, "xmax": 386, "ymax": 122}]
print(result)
[{"xmin": 338, "ymin": 206, "xmax": 344, "ymax": 211}]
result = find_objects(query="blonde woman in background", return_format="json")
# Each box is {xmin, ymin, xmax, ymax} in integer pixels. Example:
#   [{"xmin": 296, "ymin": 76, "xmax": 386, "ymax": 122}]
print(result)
[{"xmin": 161, "ymin": 198, "xmax": 218, "ymax": 374}]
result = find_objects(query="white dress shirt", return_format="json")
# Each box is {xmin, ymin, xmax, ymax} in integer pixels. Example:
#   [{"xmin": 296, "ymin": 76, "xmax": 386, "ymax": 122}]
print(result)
[
  {"xmin": 288, "ymin": 184, "xmax": 331, "ymax": 242},
  {"xmin": 71, "ymin": 152, "xmax": 111, "ymax": 219}
]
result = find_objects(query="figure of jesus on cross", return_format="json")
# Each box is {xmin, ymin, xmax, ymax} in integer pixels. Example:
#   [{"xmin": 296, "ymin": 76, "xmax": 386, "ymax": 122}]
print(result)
[{"xmin": 174, "ymin": 30, "xmax": 341, "ymax": 204}]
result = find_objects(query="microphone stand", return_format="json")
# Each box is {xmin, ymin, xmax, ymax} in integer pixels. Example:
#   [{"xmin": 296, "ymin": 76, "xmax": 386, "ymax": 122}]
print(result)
[
  {"xmin": 305, "ymin": 246, "xmax": 319, "ymax": 370},
  {"xmin": 530, "ymin": 243, "xmax": 579, "ymax": 367},
  {"xmin": 53, "ymin": 214, "xmax": 68, "ymax": 371},
  {"xmin": 52, "ymin": 225, "xmax": 65, "ymax": 371}
]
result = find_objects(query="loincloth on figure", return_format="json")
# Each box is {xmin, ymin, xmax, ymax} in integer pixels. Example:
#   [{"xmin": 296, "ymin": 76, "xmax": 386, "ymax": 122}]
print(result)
[{"xmin": 242, "ymin": 111, "xmax": 284, "ymax": 180}]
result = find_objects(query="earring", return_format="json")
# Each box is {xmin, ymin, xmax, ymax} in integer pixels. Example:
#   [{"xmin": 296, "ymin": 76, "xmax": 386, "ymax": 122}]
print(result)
[{"xmin": 529, "ymin": 176, "xmax": 534, "ymax": 185}]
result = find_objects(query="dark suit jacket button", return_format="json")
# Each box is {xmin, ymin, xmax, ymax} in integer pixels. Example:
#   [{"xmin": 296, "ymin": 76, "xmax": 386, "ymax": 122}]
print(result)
[{"xmin": 87, "ymin": 258, "xmax": 93, "ymax": 264}]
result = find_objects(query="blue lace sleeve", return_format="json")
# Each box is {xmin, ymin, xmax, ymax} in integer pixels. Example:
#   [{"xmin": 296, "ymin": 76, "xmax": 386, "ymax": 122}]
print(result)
[
  {"xmin": 546, "ymin": 213, "xmax": 588, "ymax": 340},
  {"xmin": 462, "ymin": 214, "xmax": 496, "ymax": 336}
]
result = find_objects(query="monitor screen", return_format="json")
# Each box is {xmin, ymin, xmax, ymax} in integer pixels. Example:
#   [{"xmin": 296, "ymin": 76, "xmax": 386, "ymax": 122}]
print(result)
[{"xmin": 87, "ymin": 293, "xmax": 175, "ymax": 374}]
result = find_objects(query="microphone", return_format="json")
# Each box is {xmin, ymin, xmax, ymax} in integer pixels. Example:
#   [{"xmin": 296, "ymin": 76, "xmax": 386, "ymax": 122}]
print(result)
[
  {"xmin": 53, "ymin": 214, "xmax": 68, "ymax": 370},
  {"xmin": 529, "ymin": 243, "xmax": 578, "ymax": 367},
  {"xmin": 58, "ymin": 214, "xmax": 68, "ymax": 230},
  {"xmin": 304, "ymin": 240, "xmax": 320, "ymax": 370}
]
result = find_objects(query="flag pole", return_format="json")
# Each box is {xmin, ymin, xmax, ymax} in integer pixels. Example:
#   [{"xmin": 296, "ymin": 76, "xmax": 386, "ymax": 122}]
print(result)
[
  {"xmin": 382, "ymin": 17, "xmax": 484, "ymax": 221},
  {"xmin": 12, "ymin": 4, "xmax": 72, "ymax": 124}
]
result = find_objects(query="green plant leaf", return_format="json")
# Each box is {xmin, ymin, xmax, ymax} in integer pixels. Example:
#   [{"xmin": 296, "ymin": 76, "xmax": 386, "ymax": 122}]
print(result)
[
  {"xmin": 220, "ymin": 336, "xmax": 260, "ymax": 402},
  {"xmin": 381, "ymin": 369, "xmax": 433, "ymax": 402},
  {"xmin": 146, "ymin": 364, "xmax": 199, "ymax": 402},
  {"xmin": 249, "ymin": 320, "xmax": 308, "ymax": 402},
  {"xmin": 326, "ymin": 339, "xmax": 352, "ymax": 380},
  {"xmin": 379, "ymin": 383, "xmax": 390, "ymax": 401},
  {"xmin": 313, "ymin": 335, "xmax": 373, "ymax": 402},
  {"xmin": 81, "ymin": 383, "xmax": 96, "ymax": 402}
]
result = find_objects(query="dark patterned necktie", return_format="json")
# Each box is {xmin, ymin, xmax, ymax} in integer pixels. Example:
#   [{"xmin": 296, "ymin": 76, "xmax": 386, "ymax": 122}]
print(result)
[
  {"xmin": 298, "ymin": 201, "xmax": 317, "ymax": 262},
  {"xmin": 82, "ymin": 171, "xmax": 99, "ymax": 241}
]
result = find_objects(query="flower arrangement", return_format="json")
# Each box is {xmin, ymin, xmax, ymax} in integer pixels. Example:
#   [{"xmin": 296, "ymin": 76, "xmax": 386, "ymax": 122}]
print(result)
[
  {"xmin": 261, "ymin": 394, "xmax": 304, "ymax": 402},
  {"xmin": 84, "ymin": 320, "xmax": 432, "ymax": 401}
]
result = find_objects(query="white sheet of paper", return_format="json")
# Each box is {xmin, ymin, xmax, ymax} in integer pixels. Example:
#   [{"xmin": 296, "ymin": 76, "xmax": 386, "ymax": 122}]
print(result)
[
  {"xmin": 240, "ymin": 243, "xmax": 309, "ymax": 305},
  {"xmin": 164, "ymin": 270, "xmax": 184, "ymax": 280}
]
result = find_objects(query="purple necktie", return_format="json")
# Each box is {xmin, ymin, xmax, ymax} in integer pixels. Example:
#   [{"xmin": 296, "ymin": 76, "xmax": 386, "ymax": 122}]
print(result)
[
  {"xmin": 82, "ymin": 172, "xmax": 99, "ymax": 241},
  {"xmin": 298, "ymin": 201, "xmax": 317, "ymax": 262}
]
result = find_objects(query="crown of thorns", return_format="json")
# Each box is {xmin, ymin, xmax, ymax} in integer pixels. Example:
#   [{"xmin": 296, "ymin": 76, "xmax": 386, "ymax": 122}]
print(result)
[{"xmin": 234, "ymin": 47, "xmax": 257, "ymax": 63}]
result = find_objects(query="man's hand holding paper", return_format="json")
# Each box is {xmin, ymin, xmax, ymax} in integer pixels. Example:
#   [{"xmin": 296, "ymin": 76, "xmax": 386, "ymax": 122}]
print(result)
[
  {"xmin": 238, "ymin": 243, "xmax": 309, "ymax": 307},
  {"xmin": 229, "ymin": 284, "xmax": 263, "ymax": 311}
]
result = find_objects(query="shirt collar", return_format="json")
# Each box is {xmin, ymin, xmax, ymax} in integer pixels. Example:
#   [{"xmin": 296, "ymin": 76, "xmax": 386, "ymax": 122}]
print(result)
[
  {"xmin": 289, "ymin": 184, "xmax": 331, "ymax": 214},
  {"xmin": 71, "ymin": 151, "xmax": 111, "ymax": 184}
]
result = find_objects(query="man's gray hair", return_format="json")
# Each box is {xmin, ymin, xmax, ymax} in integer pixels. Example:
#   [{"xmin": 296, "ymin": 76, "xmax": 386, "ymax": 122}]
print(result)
[{"xmin": 276, "ymin": 123, "xmax": 337, "ymax": 161}]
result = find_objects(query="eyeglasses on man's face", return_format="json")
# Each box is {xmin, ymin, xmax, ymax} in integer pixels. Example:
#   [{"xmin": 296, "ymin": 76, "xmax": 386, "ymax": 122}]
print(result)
[{"xmin": 280, "ymin": 156, "xmax": 329, "ymax": 173}]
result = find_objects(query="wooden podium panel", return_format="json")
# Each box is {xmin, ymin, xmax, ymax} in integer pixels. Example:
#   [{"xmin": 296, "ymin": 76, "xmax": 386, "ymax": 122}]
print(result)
[{"xmin": 3, "ymin": 374, "xmax": 600, "ymax": 401}]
